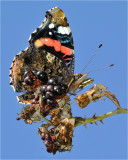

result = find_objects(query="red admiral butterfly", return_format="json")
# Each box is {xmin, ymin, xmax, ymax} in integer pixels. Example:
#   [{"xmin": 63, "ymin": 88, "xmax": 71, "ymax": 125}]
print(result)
[{"xmin": 10, "ymin": 7, "xmax": 93, "ymax": 105}]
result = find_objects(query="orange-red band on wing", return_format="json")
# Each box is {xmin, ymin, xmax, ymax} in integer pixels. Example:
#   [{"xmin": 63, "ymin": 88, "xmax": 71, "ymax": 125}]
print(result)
[
  {"xmin": 61, "ymin": 46, "xmax": 71, "ymax": 56},
  {"xmin": 34, "ymin": 38, "xmax": 72, "ymax": 59},
  {"xmin": 64, "ymin": 58, "xmax": 71, "ymax": 60}
]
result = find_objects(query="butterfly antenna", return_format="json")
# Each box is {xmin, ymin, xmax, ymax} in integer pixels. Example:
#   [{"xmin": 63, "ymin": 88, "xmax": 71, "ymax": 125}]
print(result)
[
  {"xmin": 81, "ymin": 43, "xmax": 103, "ymax": 73},
  {"xmin": 87, "ymin": 64, "xmax": 114, "ymax": 74}
]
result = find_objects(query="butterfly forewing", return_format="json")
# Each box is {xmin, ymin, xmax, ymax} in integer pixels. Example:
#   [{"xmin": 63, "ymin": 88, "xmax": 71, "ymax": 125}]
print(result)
[{"xmin": 29, "ymin": 7, "xmax": 75, "ymax": 75}]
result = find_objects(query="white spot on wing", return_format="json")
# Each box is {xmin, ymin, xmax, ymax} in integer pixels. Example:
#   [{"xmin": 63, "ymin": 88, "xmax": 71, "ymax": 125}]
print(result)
[
  {"xmin": 64, "ymin": 27, "xmax": 71, "ymax": 35},
  {"xmin": 58, "ymin": 26, "xmax": 71, "ymax": 35},
  {"xmin": 49, "ymin": 32, "xmax": 52, "ymax": 35},
  {"xmin": 63, "ymin": 27, "xmax": 68, "ymax": 35},
  {"xmin": 58, "ymin": 26, "xmax": 65, "ymax": 34},
  {"xmin": 49, "ymin": 23, "xmax": 55, "ymax": 29}
]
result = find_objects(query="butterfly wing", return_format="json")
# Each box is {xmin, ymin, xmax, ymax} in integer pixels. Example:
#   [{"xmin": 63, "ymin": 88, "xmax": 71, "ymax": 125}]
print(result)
[
  {"xmin": 10, "ymin": 7, "xmax": 75, "ymax": 104},
  {"xmin": 29, "ymin": 7, "xmax": 75, "ymax": 75}
]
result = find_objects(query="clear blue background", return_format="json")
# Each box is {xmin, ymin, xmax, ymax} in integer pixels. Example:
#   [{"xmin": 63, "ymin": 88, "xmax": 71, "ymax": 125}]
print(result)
[{"xmin": 1, "ymin": 1, "xmax": 127, "ymax": 159}]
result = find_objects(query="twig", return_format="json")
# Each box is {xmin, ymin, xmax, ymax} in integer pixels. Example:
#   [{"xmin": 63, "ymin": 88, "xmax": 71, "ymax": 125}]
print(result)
[
  {"xmin": 36, "ymin": 109, "xmax": 53, "ymax": 125},
  {"xmin": 39, "ymin": 113, "xmax": 53, "ymax": 125},
  {"xmin": 75, "ymin": 108, "xmax": 128, "ymax": 127}
]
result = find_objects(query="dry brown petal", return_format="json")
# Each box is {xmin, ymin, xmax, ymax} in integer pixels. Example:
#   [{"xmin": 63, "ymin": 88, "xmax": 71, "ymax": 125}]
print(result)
[
  {"xmin": 77, "ymin": 84, "xmax": 108, "ymax": 108},
  {"xmin": 50, "ymin": 109, "xmax": 61, "ymax": 126},
  {"xmin": 77, "ymin": 93, "xmax": 92, "ymax": 108},
  {"xmin": 59, "ymin": 118, "xmax": 74, "ymax": 143},
  {"xmin": 38, "ymin": 126, "xmax": 47, "ymax": 134},
  {"xmin": 104, "ymin": 91, "xmax": 120, "ymax": 108}
]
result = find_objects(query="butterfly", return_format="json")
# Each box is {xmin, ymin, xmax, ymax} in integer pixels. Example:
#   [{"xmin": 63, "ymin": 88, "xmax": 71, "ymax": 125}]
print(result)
[{"xmin": 10, "ymin": 7, "xmax": 93, "ymax": 104}]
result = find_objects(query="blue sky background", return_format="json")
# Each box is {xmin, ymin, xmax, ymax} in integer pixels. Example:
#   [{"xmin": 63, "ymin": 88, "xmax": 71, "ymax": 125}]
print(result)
[{"xmin": 1, "ymin": 1, "xmax": 127, "ymax": 159}]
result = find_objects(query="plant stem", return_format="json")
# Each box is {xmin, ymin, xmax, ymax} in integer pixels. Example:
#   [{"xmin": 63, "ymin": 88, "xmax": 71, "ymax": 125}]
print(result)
[
  {"xmin": 75, "ymin": 108, "xmax": 128, "ymax": 127},
  {"xmin": 39, "ymin": 114, "xmax": 53, "ymax": 124},
  {"xmin": 36, "ymin": 110, "xmax": 53, "ymax": 125}
]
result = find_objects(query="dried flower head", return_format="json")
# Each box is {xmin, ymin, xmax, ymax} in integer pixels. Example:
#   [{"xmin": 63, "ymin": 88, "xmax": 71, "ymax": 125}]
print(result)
[
  {"xmin": 77, "ymin": 93, "xmax": 92, "ymax": 108},
  {"xmin": 17, "ymin": 104, "xmax": 41, "ymax": 124},
  {"xmin": 59, "ymin": 118, "xmax": 75, "ymax": 142},
  {"xmin": 77, "ymin": 84, "xmax": 108, "ymax": 108}
]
